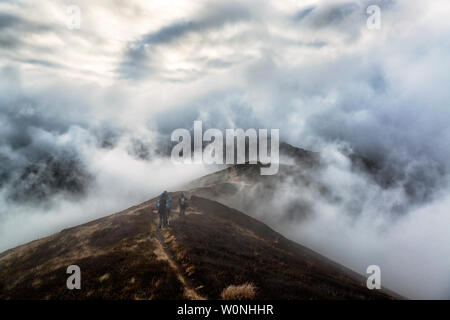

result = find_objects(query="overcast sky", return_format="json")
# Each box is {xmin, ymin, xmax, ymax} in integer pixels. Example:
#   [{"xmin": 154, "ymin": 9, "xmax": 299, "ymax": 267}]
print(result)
[{"xmin": 1, "ymin": 0, "xmax": 450, "ymax": 299}]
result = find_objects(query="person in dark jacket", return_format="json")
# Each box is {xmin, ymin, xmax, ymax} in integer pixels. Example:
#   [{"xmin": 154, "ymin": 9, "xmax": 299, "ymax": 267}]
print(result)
[
  {"xmin": 166, "ymin": 192, "xmax": 172, "ymax": 225},
  {"xmin": 157, "ymin": 191, "xmax": 171, "ymax": 228},
  {"xmin": 179, "ymin": 193, "xmax": 188, "ymax": 217}
]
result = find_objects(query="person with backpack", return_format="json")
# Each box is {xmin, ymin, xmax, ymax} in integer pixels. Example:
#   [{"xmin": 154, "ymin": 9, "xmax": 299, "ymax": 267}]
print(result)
[
  {"xmin": 157, "ymin": 191, "xmax": 171, "ymax": 228},
  {"xmin": 166, "ymin": 192, "xmax": 172, "ymax": 225},
  {"xmin": 179, "ymin": 193, "xmax": 188, "ymax": 217}
]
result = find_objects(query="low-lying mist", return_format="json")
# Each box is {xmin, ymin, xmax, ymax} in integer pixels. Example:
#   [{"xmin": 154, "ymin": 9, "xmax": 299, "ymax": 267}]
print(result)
[
  {"xmin": 0, "ymin": 126, "xmax": 214, "ymax": 252},
  {"xmin": 205, "ymin": 143, "xmax": 450, "ymax": 300}
]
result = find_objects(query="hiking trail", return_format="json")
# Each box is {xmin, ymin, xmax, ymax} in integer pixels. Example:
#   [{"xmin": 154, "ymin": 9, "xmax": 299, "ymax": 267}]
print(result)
[{"xmin": 154, "ymin": 219, "xmax": 205, "ymax": 300}]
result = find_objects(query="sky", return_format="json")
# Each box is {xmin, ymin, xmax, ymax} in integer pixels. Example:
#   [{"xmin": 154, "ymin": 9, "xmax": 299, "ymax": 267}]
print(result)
[{"xmin": 1, "ymin": 0, "xmax": 450, "ymax": 299}]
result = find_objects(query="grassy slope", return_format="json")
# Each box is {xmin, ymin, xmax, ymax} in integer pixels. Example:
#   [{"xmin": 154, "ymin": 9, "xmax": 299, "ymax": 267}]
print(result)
[{"xmin": 0, "ymin": 194, "xmax": 393, "ymax": 300}]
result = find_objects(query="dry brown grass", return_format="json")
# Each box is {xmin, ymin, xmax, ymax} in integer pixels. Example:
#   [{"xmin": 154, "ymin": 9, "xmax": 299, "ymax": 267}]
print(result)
[{"xmin": 221, "ymin": 283, "xmax": 256, "ymax": 300}]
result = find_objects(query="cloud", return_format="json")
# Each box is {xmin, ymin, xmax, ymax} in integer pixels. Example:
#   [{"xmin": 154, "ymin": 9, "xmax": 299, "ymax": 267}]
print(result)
[
  {"xmin": 307, "ymin": 2, "xmax": 360, "ymax": 27},
  {"xmin": 118, "ymin": 1, "xmax": 253, "ymax": 80},
  {"xmin": 293, "ymin": 5, "xmax": 316, "ymax": 22},
  {"xmin": 0, "ymin": 12, "xmax": 51, "ymax": 32},
  {"xmin": 0, "ymin": 11, "xmax": 54, "ymax": 52}
]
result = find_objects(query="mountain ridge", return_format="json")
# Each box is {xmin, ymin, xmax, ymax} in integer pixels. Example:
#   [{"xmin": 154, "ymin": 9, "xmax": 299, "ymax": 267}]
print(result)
[{"xmin": 0, "ymin": 191, "xmax": 395, "ymax": 299}]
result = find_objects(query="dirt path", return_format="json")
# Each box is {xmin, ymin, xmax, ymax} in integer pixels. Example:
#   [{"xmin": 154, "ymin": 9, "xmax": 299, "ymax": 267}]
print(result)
[{"xmin": 154, "ymin": 224, "xmax": 205, "ymax": 300}]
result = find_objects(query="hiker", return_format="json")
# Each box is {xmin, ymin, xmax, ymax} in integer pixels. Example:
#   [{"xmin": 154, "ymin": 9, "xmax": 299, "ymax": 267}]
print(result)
[
  {"xmin": 179, "ymin": 193, "xmax": 188, "ymax": 217},
  {"xmin": 166, "ymin": 191, "xmax": 172, "ymax": 225},
  {"xmin": 157, "ymin": 191, "xmax": 171, "ymax": 228}
]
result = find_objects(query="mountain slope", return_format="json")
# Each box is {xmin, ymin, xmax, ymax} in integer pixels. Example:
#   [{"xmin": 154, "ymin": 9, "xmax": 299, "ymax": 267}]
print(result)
[{"xmin": 0, "ymin": 193, "xmax": 393, "ymax": 300}]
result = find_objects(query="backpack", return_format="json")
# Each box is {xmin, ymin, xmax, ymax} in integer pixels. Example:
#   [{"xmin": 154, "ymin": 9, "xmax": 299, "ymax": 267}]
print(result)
[
  {"xmin": 180, "ymin": 196, "xmax": 188, "ymax": 208},
  {"xmin": 166, "ymin": 195, "xmax": 172, "ymax": 209},
  {"xmin": 159, "ymin": 194, "xmax": 167, "ymax": 213}
]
